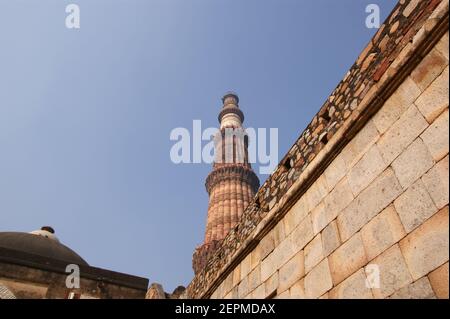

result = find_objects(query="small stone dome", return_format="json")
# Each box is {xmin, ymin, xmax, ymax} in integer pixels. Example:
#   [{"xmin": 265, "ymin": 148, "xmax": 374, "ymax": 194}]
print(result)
[{"xmin": 0, "ymin": 227, "xmax": 88, "ymax": 265}]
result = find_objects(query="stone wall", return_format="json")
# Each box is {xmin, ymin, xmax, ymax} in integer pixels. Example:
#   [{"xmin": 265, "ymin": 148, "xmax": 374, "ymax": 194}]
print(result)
[
  {"xmin": 187, "ymin": 0, "xmax": 449, "ymax": 299},
  {"xmin": 0, "ymin": 250, "xmax": 148, "ymax": 299}
]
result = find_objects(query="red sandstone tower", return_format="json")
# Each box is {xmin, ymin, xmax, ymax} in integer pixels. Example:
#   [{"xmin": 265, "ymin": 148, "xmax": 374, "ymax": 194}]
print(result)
[{"xmin": 192, "ymin": 93, "xmax": 260, "ymax": 274}]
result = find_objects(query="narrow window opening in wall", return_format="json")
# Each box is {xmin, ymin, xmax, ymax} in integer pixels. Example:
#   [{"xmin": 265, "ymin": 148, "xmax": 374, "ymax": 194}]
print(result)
[
  {"xmin": 320, "ymin": 133, "xmax": 328, "ymax": 145},
  {"xmin": 255, "ymin": 197, "xmax": 261, "ymax": 209},
  {"xmin": 282, "ymin": 157, "xmax": 292, "ymax": 171},
  {"xmin": 321, "ymin": 112, "xmax": 331, "ymax": 124}
]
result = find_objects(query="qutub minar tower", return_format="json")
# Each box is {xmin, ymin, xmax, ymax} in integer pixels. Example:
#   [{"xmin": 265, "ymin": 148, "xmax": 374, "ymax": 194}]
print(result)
[{"xmin": 193, "ymin": 93, "xmax": 260, "ymax": 274}]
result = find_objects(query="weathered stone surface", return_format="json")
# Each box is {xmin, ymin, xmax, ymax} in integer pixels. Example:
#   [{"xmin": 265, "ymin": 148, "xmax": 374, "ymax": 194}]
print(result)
[
  {"xmin": 305, "ymin": 175, "xmax": 329, "ymax": 210},
  {"xmin": 324, "ymin": 154, "xmax": 347, "ymax": 190},
  {"xmin": 145, "ymin": 283, "xmax": 166, "ymax": 299},
  {"xmin": 311, "ymin": 179, "xmax": 354, "ymax": 235},
  {"xmin": 248, "ymin": 265, "xmax": 261, "ymax": 292},
  {"xmin": 329, "ymin": 269, "xmax": 373, "ymax": 299},
  {"xmin": 289, "ymin": 279, "xmax": 306, "ymax": 298},
  {"xmin": 377, "ymin": 105, "xmax": 428, "ymax": 165},
  {"xmin": 389, "ymin": 277, "xmax": 436, "ymax": 299},
  {"xmin": 428, "ymin": 262, "xmax": 449, "ymax": 299},
  {"xmin": 420, "ymin": 109, "xmax": 449, "ymax": 162},
  {"xmin": 240, "ymin": 253, "xmax": 252, "ymax": 281},
  {"xmin": 264, "ymin": 271, "xmax": 279, "ymax": 298},
  {"xmin": 278, "ymin": 251, "xmax": 305, "ymax": 293},
  {"xmin": 272, "ymin": 221, "xmax": 286, "ymax": 247},
  {"xmin": 361, "ymin": 205, "xmax": 406, "ymax": 261},
  {"xmin": 291, "ymin": 214, "xmax": 314, "ymax": 252},
  {"xmin": 237, "ymin": 277, "xmax": 249, "ymax": 298},
  {"xmin": 394, "ymin": 179, "xmax": 438, "ymax": 233},
  {"xmin": 402, "ymin": 0, "xmax": 420, "ymax": 17},
  {"xmin": 415, "ymin": 66, "xmax": 449, "ymax": 123},
  {"xmin": 321, "ymin": 221, "xmax": 341, "ymax": 257},
  {"xmin": 304, "ymin": 259, "xmax": 333, "ymax": 299},
  {"xmin": 338, "ymin": 169, "xmax": 403, "ymax": 241},
  {"xmin": 258, "ymin": 231, "xmax": 275, "ymax": 261},
  {"xmin": 323, "ymin": 177, "xmax": 354, "ymax": 215},
  {"xmin": 305, "ymin": 234, "xmax": 324, "ymax": 273},
  {"xmin": 391, "ymin": 138, "xmax": 434, "ymax": 189},
  {"xmin": 400, "ymin": 207, "xmax": 449, "ymax": 280},
  {"xmin": 284, "ymin": 196, "xmax": 309, "ymax": 236},
  {"xmin": 341, "ymin": 120, "xmax": 380, "ymax": 170},
  {"xmin": 411, "ymin": 48, "xmax": 448, "ymax": 91},
  {"xmin": 422, "ymin": 155, "xmax": 449, "ymax": 209},
  {"xmin": 369, "ymin": 245, "xmax": 413, "ymax": 299},
  {"xmin": 251, "ymin": 284, "xmax": 266, "ymax": 299},
  {"xmin": 348, "ymin": 145, "xmax": 388, "ymax": 196},
  {"xmin": 373, "ymin": 76, "xmax": 421, "ymax": 134},
  {"xmin": 435, "ymin": 31, "xmax": 449, "ymax": 61},
  {"xmin": 232, "ymin": 264, "xmax": 241, "ymax": 287},
  {"xmin": 329, "ymin": 233, "xmax": 367, "ymax": 285}
]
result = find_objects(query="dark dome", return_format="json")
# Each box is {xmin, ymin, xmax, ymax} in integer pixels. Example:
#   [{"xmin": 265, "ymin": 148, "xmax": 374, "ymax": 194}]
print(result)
[{"xmin": 0, "ymin": 232, "xmax": 88, "ymax": 265}]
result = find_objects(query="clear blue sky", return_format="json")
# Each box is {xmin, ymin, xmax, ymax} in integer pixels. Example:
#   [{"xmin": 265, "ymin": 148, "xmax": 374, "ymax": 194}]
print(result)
[{"xmin": 0, "ymin": 0, "xmax": 397, "ymax": 291}]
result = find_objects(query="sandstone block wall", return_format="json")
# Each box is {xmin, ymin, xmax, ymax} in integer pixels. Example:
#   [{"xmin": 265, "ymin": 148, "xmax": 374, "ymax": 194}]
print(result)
[
  {"xmin": 209, "ymin": 29, "xmax": 449, "ymax": 299},
  {"xmin": 186, "ymin": 0, "xmax": 449, "ymax": 299}
]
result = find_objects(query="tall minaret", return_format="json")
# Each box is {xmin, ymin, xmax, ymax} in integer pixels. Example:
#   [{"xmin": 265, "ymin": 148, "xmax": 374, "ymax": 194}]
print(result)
[{"xmin": 193, "ymin": 93, "xmax": 260, "ymax": 274}]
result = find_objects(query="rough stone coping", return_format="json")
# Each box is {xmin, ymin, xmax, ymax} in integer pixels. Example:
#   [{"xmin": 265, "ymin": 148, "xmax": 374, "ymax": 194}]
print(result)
[{"xmin": 187, "ymin": 0, "xmax": 449, "ymax": 298}]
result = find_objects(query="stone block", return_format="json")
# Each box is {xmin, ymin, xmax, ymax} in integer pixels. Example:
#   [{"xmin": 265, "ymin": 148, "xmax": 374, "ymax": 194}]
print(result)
[
  {"xmin": 428, "ymin": 262, "xmax": 449, "ymax": 299},
  {"xmin": 361, "ymin": 205, "xmax": 406, "ymax": 260},
  {"xmin": 240, "ymin": 253, "xmax": 252, "ymax": 281},
  {"xmin": 324, "ymin": 154, "xmax": 347, "ymax": 190},
  {"xmin": 258, "ymin": 231, "xmax": 275, "ymax": 261},
  {"xmin": 284, "ymin": 196, "xmax": 309, "ymax": 236},
  {"xmin": 389, "ymin": 277, "xmax": 436, "ymax": 299},
  {"xmin": 338, "ymin": 168, "xmax": 403, "ymax": 241},
  {"xmin": 323, "ymin": 177, "xmax": 354, "ymax": 215},
  {"xmin": 329, "ymin": 269, "xmax": 373, "ymax": 299},
  {"xmin": 377, "ymin": 105, "xmax": 428, "ymax": 165},
  {"xmin": 422, "ymin": 155, "xmax": 449, "ymax": 209},
  {"xmin": 435, "ymin": 31, "xmax": 449, "ymax": 61},
  {"xmin": 322, "ymin": 220, "xmax": 341, "ymax": 257},
  {"xmin": 341, "ymin": 120, "xmax": 380, "ymax": 170},
  {"xmin": 232, "ymin": 264, "xmax": 241, "ymax": 287},
  {"xmin": 291, "ymin": 214, "xmax": 314, "ymax": 252},
  {"xmin": 373, "ymin": 76, "xmax": 421, "ymax": 134},
  {"xmin": 420, "ymin": 109, "xmax": 449, "ymax": 162},
  {"xmin": 304, "ymin": 259, "xmax": 333, "ymax": 299},
  {"xmin": 348, "ymin": 144, "xmax": 388, "ymax": 196},
  {"xmin": 305, "ymin": 175, "xmax": 329, "ymax": 210},
  {"xmin": 289, "ymin": 279, "xmax": 306, "ymax": 298},
  {"xmin": 278, "ymin": 251, "xmax": 305, "ymax": 293},
  {"xmin": 392, "ymin": 138, "xmax": 434, "ymax": 189},
  {"xmin": 394, "ymin": 179, "xmax": 438, "ymax": 233},
  {"xmin": 368, "ymin": 245, "xmax": 413, "ymax": 299},
  {"xmin": 400, "ymin": 207, "xmax": 449, "ymax": 280},
  {"xmin": 248, "ymin": 265, "xmax": 261, "ymax": 292},
  {"xmin": 415, "ymin": 66, "xmax": 449, "ymax": 123},
  {"xmin": 264, "ymin": 271, "xmax": 279, "ymax": 298},
  {"xmin": 251, "ymin": 284, "xmax": 265, "ymax": 299},
  {"xmin": 329, "ymin": 232, "xmax": 367, "ymax": 285},
  {"xmin": 411, "ymin": 48, "xmax": 448, "ymax": 91},
  {"xmin": 237, "ymin": 277, "xmax": 249, "ymax": 298},
  {"xmin": 305, "ymin": 234, "xmax": 324, "ymax": 273}
]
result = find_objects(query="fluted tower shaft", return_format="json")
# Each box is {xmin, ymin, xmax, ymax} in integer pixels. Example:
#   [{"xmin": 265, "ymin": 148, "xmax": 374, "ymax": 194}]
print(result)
[{"xmin": 193, "ymin": 93, "xmax": 259, "ymax": 274}]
